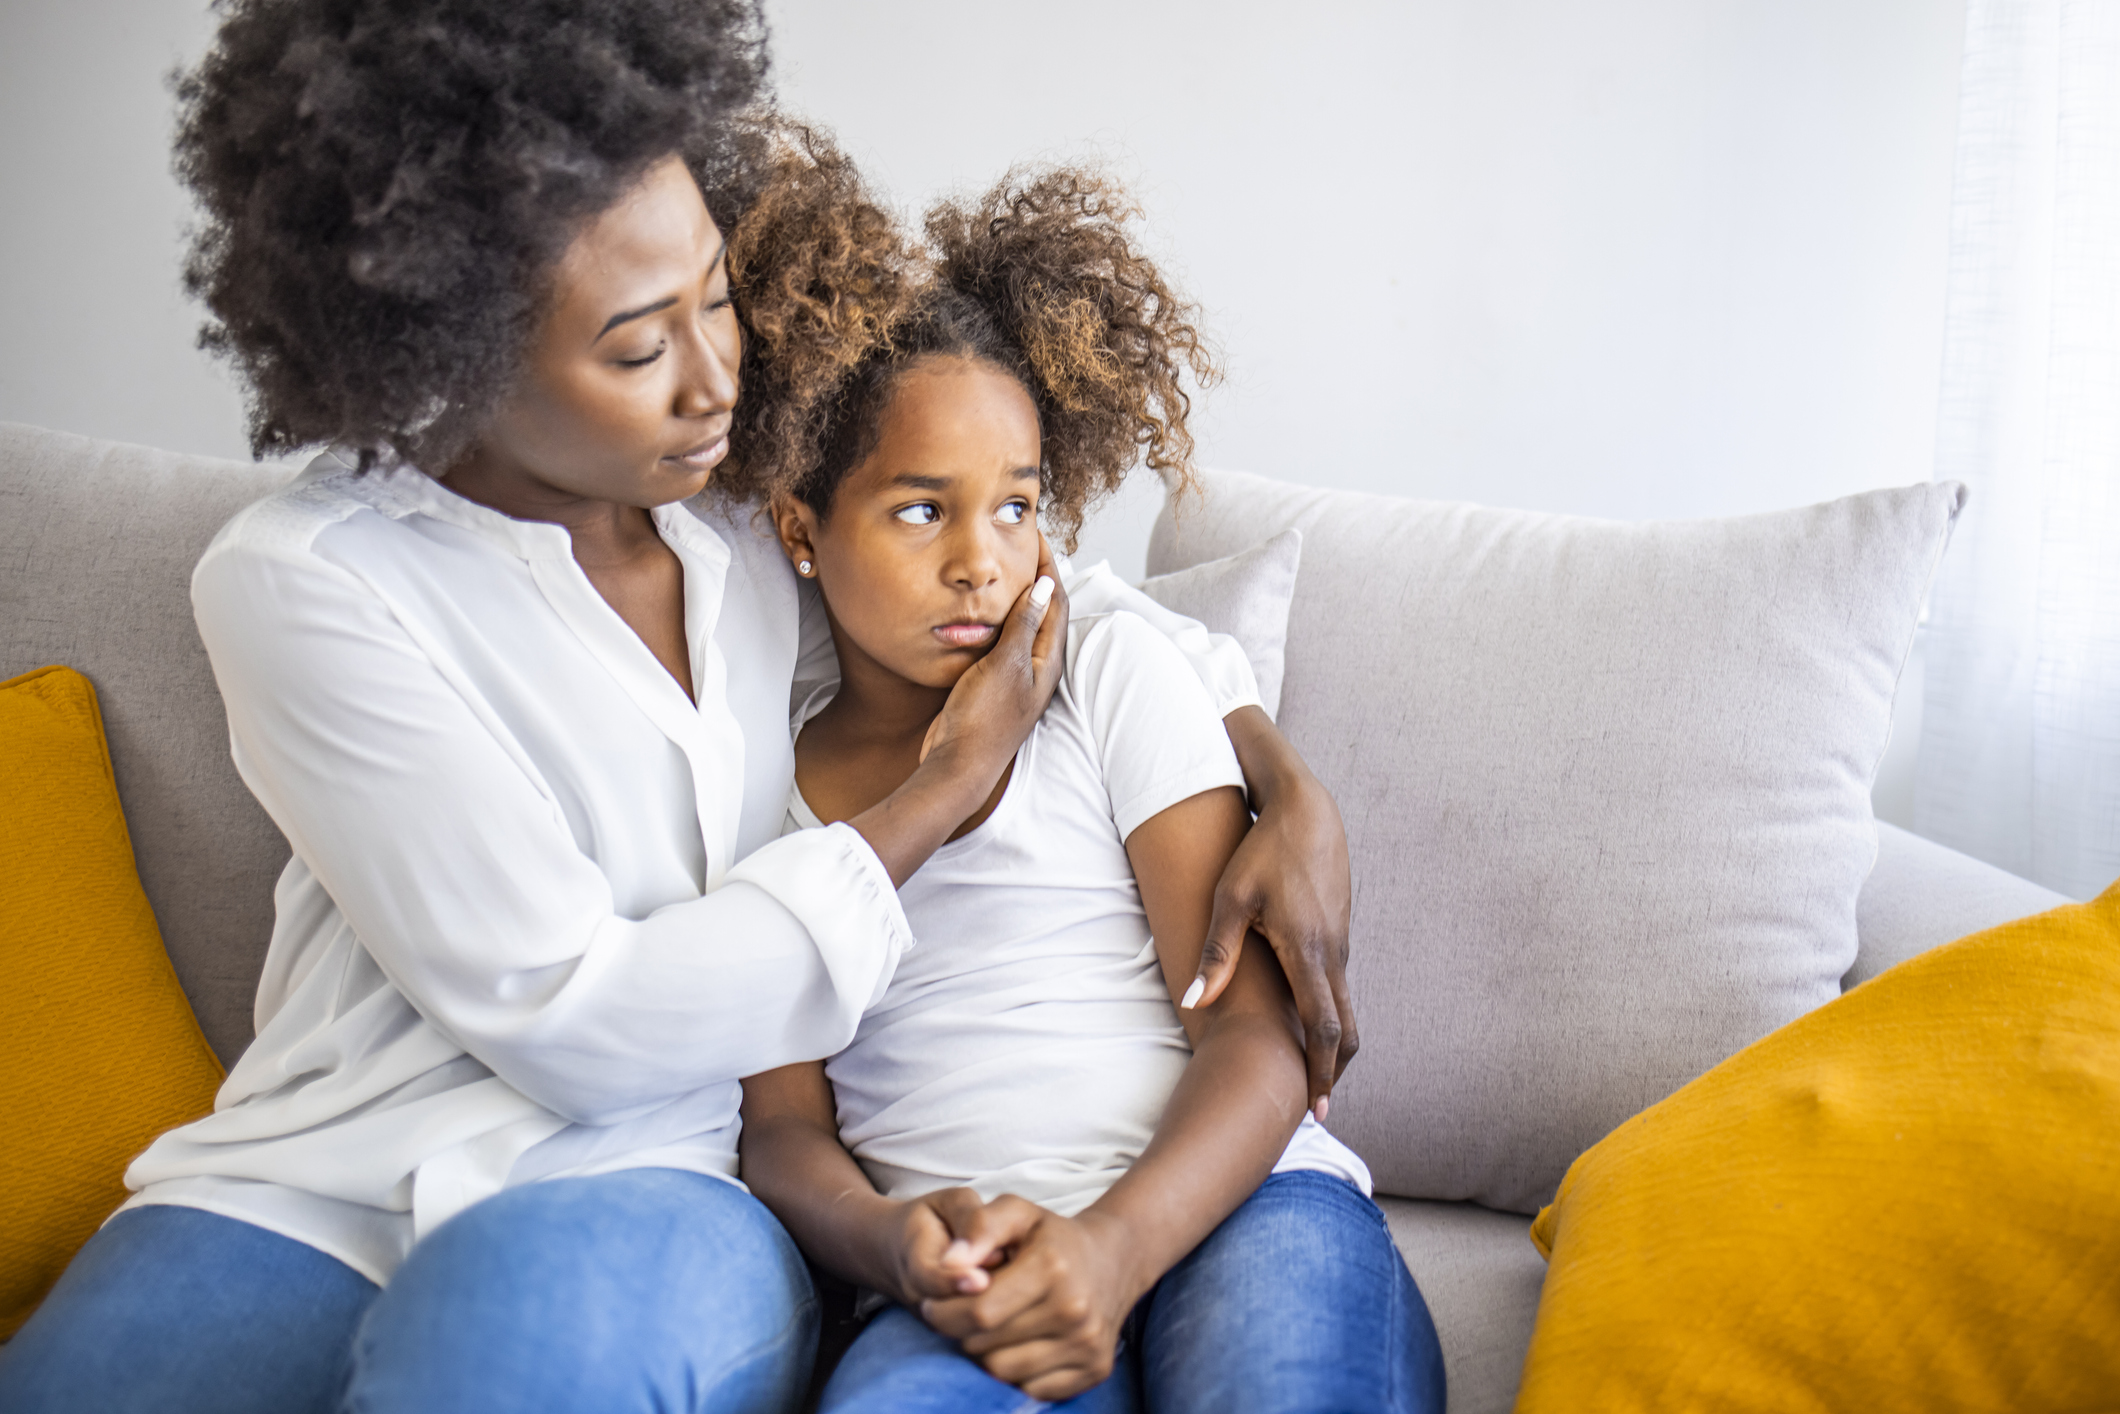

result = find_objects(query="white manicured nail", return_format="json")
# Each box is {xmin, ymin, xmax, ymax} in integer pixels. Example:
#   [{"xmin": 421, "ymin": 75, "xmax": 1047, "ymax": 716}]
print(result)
[
  {"xmin": 1029, "ymin": 575, "xmax": 1055, "ymax": 610},
  {"xmin": 1180, "ymin": 977, "xmax": 1206, "ymax": 1010}
]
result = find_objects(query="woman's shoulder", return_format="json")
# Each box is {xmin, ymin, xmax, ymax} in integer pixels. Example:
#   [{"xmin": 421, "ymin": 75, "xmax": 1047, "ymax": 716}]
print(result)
[
  {"xmin": 198, "ymin": 450, "xmax": 584, "ymax": 581},
  {"xmin": 199, "ymin": 450, "xmax": 405, "ymax": 568}
]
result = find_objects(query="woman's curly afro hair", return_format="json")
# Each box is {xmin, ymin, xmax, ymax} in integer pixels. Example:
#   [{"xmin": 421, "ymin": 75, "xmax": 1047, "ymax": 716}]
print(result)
[
  {"xmin": 720, "ymin": 127, "xmax": 1218, "ymax": 550},
  {"xmin": 176, "ymin": 0, "xmax": 768, "ymax": 466}
]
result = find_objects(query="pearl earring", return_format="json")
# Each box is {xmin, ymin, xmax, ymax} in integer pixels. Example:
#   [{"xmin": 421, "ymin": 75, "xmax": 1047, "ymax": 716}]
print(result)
[{"xmin": 797, "ymin": 560, "xmax": 813, "ymax": 576}]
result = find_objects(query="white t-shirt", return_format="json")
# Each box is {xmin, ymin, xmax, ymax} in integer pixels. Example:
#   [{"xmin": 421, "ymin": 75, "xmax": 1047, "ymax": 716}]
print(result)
[{"xmin": 788, "ymin": 610, "xmax": 1371, "ymax": 1219}]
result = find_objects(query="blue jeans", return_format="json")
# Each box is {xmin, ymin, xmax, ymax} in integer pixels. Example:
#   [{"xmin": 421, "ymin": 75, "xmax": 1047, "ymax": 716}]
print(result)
[
  {"xmin": 0, "ymin": 1168, "xmax": 816, "ymax": 1414},
  {"xmin": 817, "ymin": 1170, "xmax": 1446, "ymax": 1414}
]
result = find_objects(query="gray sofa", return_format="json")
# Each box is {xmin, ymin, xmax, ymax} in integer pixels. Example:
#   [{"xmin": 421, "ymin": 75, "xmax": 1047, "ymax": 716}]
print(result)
[{"xmin": 0, "ymin": 420, "xmax": 2070, "ymax": 1412}]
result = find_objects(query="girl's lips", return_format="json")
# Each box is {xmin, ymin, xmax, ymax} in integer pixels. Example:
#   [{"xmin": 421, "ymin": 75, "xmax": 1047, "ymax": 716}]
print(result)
[{"xmin": 934, "ymin": 622, "xmax": 998, "ymax": 649}]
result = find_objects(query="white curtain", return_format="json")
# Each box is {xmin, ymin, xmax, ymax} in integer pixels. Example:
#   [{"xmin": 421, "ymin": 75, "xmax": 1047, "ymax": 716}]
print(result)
[{"xmin": 1917, "ymin": 0, "xmax": 2120, "ymax": 901}]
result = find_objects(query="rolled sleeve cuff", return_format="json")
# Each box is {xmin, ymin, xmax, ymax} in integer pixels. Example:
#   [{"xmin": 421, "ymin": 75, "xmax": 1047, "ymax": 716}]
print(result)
[{"xmin": 724, "ymin": 821, "xmax": 913, "ymax": 1013}]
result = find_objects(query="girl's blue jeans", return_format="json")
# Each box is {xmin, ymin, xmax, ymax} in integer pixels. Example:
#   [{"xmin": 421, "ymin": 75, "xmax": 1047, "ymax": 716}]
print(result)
[
  {"xmin": 0, "ymin": 1168, "xmax": 817, "ymax": 1414},
  {"xmin": 819, "ymin": 1170, "xmax": 1448, "ymax": 1414}
]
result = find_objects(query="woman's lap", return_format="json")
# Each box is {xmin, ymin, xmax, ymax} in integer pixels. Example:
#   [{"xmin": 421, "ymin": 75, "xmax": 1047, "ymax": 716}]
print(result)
[
  {"xmin": 818, "ymin": 1171, "xmax": 1446, "ymax": 1414},
  {"xmin": 0, "ymin": 1203, "xmax": 379, "ymax": 1414},
  {"xmin": 347, "ymin": 1166, "xmax": 816, "ymax": 1413},
  {"xmin": 0, "ymin": 1168, "xmax": 818, "ymax": 1414}
]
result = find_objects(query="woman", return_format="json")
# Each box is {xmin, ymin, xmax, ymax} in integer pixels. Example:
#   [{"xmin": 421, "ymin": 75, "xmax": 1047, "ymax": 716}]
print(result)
[{"xmin": 0, "ymin": 3, "xmax": 1356, "ymax": 1412}]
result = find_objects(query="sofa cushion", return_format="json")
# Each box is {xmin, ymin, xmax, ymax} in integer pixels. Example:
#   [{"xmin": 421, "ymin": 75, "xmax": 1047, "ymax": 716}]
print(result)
[
  {"xmin": 1138, "ymin": 528, "xmax": 1301, "ymax": 718},
  {"xmin": 1148, "ymin": 470, "xmax": 1961, "ymax": 1214},
  {"xmin": 1379, "ymin": 1198, "xmax": 1545, "ymax": 1414},
  {"xmin": 1850, "ymin": 821, "xmax": 2072, "ymax": 987},
  {"xmin": 1517, "ymin": 884, "xmax": 2120, "ymax": 1411},
  {"xmin": 0, "ymin": 422, "xmax": 298, "ymax": 1066},
  {"xmin": 0, "ymin": 666, "xmax": 226, "ymax": 1339}
]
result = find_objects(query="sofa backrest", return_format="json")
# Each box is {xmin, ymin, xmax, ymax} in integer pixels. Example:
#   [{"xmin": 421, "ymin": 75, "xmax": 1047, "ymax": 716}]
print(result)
[
  {"xmin": 1, "ymin": 421, "xmax": 297, "ymax": 1065},
  {"xmin": 1147, "ymin": 465, "xmax": 1978, "ymax": 1212}
]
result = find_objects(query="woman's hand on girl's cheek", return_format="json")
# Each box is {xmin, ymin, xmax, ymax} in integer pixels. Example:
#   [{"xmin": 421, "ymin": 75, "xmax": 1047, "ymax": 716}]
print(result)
[
  {"xmin": 1195, "ymin": 706, "xmax": 1358, "ymax": 1111},
  {"xmin": 918, "ymin": 1201, "xmax": 1138, "ymax": 1402},
  {"xmin": 919, "ymin": 534, "xmax": 1068, "ymax": 773}
]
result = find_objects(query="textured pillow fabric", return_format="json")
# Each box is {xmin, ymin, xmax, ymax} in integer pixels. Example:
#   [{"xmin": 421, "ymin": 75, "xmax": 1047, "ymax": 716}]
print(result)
[
  {"xmin": 1518, "ymin": 885, "xmax": 2120, "ymax": 1412},
  {"xmin": 1147, "ymin": 471, "xmax": 1962, "ymax": 1213},
  {"xmin": 1138, "ymin": 528, "xmax": 1301, "ymax": 719},
  {"xmin": 0, "ymin": 665, "xmax": 226, "ymax": 1339}
]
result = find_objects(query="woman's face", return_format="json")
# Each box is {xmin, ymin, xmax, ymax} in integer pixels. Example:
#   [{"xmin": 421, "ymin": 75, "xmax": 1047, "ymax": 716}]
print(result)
[
  {"xmin": 451, "ymin": 154, "xmax": 739, "ymax": 508},
  {"xmin": 786, "ymin": 357, "xmax": 1044, "ymax": 692}
]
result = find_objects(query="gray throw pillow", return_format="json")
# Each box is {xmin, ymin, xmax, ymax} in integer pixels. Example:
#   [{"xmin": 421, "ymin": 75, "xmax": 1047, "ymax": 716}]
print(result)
[
  {"xmin": 1139, "ymin": 528, "xmax": 1301, "ymax": 719},
  {"xmin": 1148, "ymin": 470, "xmax": 1962, "ymax": 1215}
]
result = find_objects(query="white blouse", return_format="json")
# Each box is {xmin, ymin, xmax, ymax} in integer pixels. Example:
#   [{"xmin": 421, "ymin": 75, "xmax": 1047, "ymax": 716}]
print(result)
[{"xmin": 121, "ymin": 452, "xmax": 1260, "ymax": 1285}]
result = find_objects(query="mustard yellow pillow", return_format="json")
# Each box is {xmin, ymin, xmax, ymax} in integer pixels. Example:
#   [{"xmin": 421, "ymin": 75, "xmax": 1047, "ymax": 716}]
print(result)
[
  {"xmin": 1519, "ymin": 882, "xmax": 2120, "ymax": 1413},
  {"xmin": 0, "ymin": 666, "xmax": 225, "ymax": 1339}
]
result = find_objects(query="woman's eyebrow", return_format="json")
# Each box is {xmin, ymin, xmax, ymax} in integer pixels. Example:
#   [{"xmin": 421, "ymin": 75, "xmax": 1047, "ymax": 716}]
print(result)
[
  {"xmin": 592, "ymin": 237, "xmax": 730, "ymax": 343},
  {"xmin": 595, "ymin": 296, "xmax": 678, "ymax": 342}
]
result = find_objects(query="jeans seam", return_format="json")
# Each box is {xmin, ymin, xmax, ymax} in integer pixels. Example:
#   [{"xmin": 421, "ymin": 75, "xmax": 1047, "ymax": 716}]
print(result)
[{"xmin": 1387, "ymin": 1253, "xmax": 1404, "ymax": 1412}]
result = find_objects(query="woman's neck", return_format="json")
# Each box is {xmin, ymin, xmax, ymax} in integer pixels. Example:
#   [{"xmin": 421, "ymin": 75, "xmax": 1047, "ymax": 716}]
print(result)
[{"xmin": 440, "ymin": 453, "xmax": 663, "ymax": 566}]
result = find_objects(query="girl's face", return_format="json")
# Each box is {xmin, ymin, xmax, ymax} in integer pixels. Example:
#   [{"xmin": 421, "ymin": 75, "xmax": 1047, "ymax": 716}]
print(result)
[
  {"xmin": 780, "ymin": 356, "xmax": 1044, "ymax": 691},
  {"xmin": 449, "ymin": 154, "xmax": 740, "ymax": 508}
]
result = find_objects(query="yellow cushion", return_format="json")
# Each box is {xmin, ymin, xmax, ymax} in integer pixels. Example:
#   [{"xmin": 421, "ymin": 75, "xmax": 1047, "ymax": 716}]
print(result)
[
  {"xmin": 0, "ymin": 666, "xmax": 224, "ymax": 1339},
  {"xmin": 1519, "ymin": 882, "xmax": 2120, "ymax": 1413}
]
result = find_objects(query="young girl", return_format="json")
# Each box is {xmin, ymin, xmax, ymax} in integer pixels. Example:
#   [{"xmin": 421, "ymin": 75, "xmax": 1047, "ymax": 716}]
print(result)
[{"xmin": 724, "ymin": 136, "xmax": 1447, "ymax": 1413}]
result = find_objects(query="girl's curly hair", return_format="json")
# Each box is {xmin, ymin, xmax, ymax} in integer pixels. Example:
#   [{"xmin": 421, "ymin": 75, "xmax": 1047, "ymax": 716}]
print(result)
[
  {"xmin": 720, "ymin": 130, "xmax": 1218, "ymax": 549},
  {"xmin": 175, "ymin": 0, "xmax": 768, "ymax": 466}
]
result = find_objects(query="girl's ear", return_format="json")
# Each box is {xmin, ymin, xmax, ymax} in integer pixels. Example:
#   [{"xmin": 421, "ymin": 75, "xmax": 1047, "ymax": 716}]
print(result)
[{"xmin": 770, "ymin": 493, "xmax": 821, "ymax": 578}]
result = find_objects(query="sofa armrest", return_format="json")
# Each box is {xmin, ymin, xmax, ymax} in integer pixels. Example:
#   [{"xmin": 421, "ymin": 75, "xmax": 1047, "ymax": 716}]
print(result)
[{"xmin": 1850, "ymin": 822, "xmax": 2072, "ymax": 988}]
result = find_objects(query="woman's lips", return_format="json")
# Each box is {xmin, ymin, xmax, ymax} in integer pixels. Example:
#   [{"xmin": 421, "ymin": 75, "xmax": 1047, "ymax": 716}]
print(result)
[
  {"xmin": 665, "ymin": 435, "xmax": 729, "ymax": 469},
  {"xmin": 934, "ymin": 622, "xmax": 999, "ymax": 649}
]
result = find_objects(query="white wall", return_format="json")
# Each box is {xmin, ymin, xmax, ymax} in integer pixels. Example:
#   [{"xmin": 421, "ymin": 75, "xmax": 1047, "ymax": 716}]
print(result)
[
  {"xmin": 0, "ymin": 1, "xmax": 254, "ymax": 459},
  {"xmin": 764, "ymin": 0, "xmax": 1967, "ymax": 578}
]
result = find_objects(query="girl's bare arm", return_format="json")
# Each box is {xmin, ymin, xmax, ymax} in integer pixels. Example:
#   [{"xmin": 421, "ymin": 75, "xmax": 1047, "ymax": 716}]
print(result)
[{"xmin": 739, "ymin": 1064, "xmax": 994, "ymax": 1306}]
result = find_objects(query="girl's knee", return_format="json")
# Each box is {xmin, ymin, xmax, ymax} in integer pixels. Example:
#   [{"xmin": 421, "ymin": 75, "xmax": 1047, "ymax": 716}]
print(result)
[{"xmin": 818, "ymin": 1308, "xmax": 1026, "ymax": 1414}]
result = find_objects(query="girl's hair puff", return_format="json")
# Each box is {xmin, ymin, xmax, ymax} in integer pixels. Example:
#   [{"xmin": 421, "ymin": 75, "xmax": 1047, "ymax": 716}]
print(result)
[
  {"xmin": 925, "ymin": 168, "xmax": 1217, "ymax": 545},
  {"xmin": 717, "ymin": 121, "xmax": 920, "ymax": 504},
  {"xmin": 721, "ymin": 132, "xmax": 1217, "ymax": 549}
]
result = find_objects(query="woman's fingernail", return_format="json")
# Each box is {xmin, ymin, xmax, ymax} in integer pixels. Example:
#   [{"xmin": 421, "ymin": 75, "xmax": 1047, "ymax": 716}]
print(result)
[
  {"xmin": 942, "ymin": 1240, "xmax": 973, "ymax": 1266},
  {"xmin": 1313, "ymin": 1096, "xmax": 1330, "ymax": 1123},
  {"xmin": 1029, "ymin": 575, "xmax": 1055, "ymax": 610},
  {"xmin": 1180, "ymin": 977, "xmax": 1206, "ymax": 1010}
]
